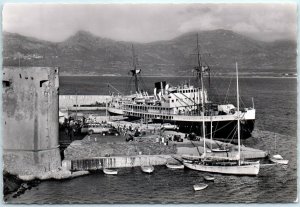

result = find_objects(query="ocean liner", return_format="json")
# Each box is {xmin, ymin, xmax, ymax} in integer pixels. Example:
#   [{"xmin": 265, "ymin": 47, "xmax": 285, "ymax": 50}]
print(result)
[{"xmin": 108, "ymin": 38, "xmax": 255, "ymax": 140}]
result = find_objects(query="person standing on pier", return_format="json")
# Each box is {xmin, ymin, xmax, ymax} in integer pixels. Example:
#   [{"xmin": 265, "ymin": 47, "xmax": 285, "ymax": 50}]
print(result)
[{"xmin": 69, "ymin": 120, "xmax": 75, "ymax": 141}]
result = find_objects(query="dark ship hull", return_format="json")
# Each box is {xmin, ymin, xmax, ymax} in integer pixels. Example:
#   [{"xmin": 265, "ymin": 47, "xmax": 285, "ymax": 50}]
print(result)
[{"xmin": 126, "ymin": 115, "xmax": 255, "ymax": 140}]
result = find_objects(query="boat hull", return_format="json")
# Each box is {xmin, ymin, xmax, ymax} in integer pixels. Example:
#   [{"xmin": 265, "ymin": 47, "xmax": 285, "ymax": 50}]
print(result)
[
  {"xmin": 107, "ymin": 107, "xmax": 124, "ymax": 116},
  {"xmin": 103, "ymin": 169, "xmax": 118, "ymax": 175},
  {"xmin": 183, "ymin": 161, "xmax": 260, "ymax": 175},
  {"xmin": 270, "ymin": 158, "xmax": 289, "ymax": 165},
  {"xmin": 193, "ymin": 184, "xmax": 208, "ymax": 191},
  {"xmin": 166, "ymin": 163, "xmax": 184, "ymax": 169},
  {"xmin": 126, "ymin": 115, "xmax": 254, "ymax": 140},
  {"xmin": 203, "ymin": 176, "xmax": 215, "ymax": 181},
  {"xmin": 141, "ymin": 165, "xmax": 154, "ymax": 174}
]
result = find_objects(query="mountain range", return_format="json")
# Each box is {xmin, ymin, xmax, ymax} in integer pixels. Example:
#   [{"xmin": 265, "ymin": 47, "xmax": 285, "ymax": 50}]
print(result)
[{"xmin": 2, "ymin": 29, "xmax": 297, "ymax": 76}]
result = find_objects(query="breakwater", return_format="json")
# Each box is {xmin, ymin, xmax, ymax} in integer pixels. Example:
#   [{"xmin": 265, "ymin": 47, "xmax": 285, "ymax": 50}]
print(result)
[
  {"xmin": 59, "ymin": 95, "xmax": 112, "ymax": 108},
  {"xmin": 63, "ymin": 155, "xmax": 172, "ymax": 171}
]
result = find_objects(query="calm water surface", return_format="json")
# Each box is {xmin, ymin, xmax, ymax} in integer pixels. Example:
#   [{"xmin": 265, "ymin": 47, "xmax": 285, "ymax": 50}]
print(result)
[{"xmin": 6, "ymin": 76, "xmax": 297, "ymax": 203}]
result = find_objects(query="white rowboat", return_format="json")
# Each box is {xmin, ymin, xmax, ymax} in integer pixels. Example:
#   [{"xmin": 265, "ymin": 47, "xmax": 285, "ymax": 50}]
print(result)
[
  {"xmin": 103, "ymin": 168, "xmax": 118, "ymax": 175},
  {"xmin": 269, "ymin": 154, "xmax": 289, "ymax": 165},
  {"xmin": 166, "ymin": 163, "xmax": 184, "ymax": 169},
  {"xmin": 193, "ymin": 183, "xmax": 208, "ymax": 191},
  {"xmin": 141, "ymin": 165, "xmax": 154, "ymax": 174},
  {"xmin": 204, "ymin": 175, "xmax": 215, "ymax": 181}
]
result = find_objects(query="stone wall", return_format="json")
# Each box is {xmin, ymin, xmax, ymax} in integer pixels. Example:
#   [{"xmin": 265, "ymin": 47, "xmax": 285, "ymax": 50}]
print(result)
[
  {"xmin": 63, "ymin": 155, "xmax": 173, "ymax": 171},
  {"xmin": 59, "ymin": 95, "xmax": 112, "ymax": 108},
  {"xmin": 2, "ymin": 67, "xmax": 61, "ymax": 176}
]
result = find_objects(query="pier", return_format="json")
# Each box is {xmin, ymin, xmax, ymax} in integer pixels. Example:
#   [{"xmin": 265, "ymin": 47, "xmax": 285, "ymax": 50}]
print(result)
[{"xmin": 61, "ymin": 126, "xmax": 268, "ymax": 171}]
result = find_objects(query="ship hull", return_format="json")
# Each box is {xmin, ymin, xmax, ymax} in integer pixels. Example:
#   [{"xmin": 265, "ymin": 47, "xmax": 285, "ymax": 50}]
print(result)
[
  {"xmin": 107, "ymin": 107, "xmax": 124, "ymax": 116},
  {"xmin": 124, "ymin": 108, "xmax": 255, "ymax": 140},
  {"xmin": 125, "ymin": 116, "xmax": 254, "ymax": 140},
  {"xmin": 174, "ymin": 119, "xmax": 255, "ymax": 140}
]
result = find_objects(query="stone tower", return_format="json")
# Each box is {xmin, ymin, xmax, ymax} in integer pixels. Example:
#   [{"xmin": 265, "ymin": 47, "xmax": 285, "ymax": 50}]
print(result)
[{"xmin": 2, "ymin": 67, "xmax": 61, "ymax": 175}]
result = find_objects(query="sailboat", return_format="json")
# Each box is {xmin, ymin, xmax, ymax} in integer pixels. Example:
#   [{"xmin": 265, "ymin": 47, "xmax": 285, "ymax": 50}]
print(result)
[
  {"xmin": 183, "ymin": 52, "xmax": 260, "ymax": 175},
  {"xmin": 141, "ymin": 153, "xmax": 155, "ymax": 174},
  {"xmin": 269, "ymin": 134, "xmax": 289, "ymax": 165}
]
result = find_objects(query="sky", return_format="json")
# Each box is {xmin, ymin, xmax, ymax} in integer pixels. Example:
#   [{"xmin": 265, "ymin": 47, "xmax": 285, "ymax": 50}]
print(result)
[{"xmin": 2, "ymin": 3, "xmax": 297, "ymax": 43}]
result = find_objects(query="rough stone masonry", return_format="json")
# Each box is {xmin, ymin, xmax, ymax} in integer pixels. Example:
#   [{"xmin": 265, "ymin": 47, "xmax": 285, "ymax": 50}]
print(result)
[{"xmin": 2, "ymin": 67, "xmax": 61, "ymax": 176}]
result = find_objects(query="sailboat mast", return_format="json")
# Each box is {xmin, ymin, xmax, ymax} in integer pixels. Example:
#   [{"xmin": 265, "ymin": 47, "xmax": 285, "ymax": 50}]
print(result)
[
  {"xmin": 236, "ymin": 62, "xmax": 241, "ymax": 166},
  {"xmin": 210, "ymin": 118, "xmax": 213, "ymax": 150},
  {"xmin": 196, "ymin": 34, "xmax": 206, "ymax": 156},
  {"xmin": 132, "ymin": 45, "xmax": 139, "ymax": 92},
  {"xmin": 196, "ymin": 34, "xmax": 204, "ymax": 88},
  {"xmin": 275, "ymin": 134, "xmax": 277, "ymax": 153}
]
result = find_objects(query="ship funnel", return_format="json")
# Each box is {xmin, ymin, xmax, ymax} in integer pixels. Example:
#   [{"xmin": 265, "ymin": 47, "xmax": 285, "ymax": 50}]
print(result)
[
  {"xmin": 155, "ymin": 81, "xmax": 166, "ymax": 95},
  {"xmin": 158, "ymin": 91, "xmax": 162, "ymax": 100},
  {"xmin": 154, "ymin": 87, "xmax": 157, "ymax": 99},
  {"xmin": 165, "ymin": 84, "xmax": 169, "ymax": 94}
]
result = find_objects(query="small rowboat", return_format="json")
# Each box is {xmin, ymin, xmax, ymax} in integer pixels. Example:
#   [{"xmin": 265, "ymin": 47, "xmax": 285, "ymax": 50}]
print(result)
[
  {"xmin": 166, "ymin": 163, "xmax": 184, "ymax": 169},
  {"xmin": 269, "ymin": 154, "xmax": 289, "ymax": 165},
  {"xmin": 141, "ymin": 165, "xmax": 154, "ymax": 174},
  {"xmin": 204, "ymin": 175, "xmax": 215, "ymax": 181},
  {"xmin": 193, "ymin": 183, "xmax": 208, "ymax": 191},
  {"xmin": 103, "ymin": 168, "xmax": 118, "ymax": 175}
]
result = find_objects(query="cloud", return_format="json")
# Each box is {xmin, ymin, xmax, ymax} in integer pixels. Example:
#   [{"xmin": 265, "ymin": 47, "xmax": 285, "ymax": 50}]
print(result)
[{"xmin": 2, "ymin": 3, "xmax": 297, "ymax": 42}]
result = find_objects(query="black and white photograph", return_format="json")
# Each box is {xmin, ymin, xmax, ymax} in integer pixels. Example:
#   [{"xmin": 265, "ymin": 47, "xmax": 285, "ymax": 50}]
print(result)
[{"xmin": 2, "ymin": 1, "xmax": 298, "ymax": 204}]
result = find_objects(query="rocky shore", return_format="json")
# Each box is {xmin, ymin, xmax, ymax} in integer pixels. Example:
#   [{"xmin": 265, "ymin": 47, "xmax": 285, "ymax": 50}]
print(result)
[{"xmin": 3, "ymin": 169, "xmax": 89, "ymax": 201}]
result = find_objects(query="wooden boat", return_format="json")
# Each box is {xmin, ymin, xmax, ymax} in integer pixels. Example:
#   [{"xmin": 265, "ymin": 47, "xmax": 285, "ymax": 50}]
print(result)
[
  {"xmin": 141, "ymin": 165, "xmax": 154, "ymax": 174},
  {"xmin": 203, "ymin": 175, "xmax": 215, "ymax": 181},
  {"xmin": 103, "ymin": 168, "xmax": 118, "ymax": 175},
  {"xmin": 193, "ymin": 183, "xmax": 208, "ymax": 191},
  {"xmin": 269, "ymin": 154, "xmax": 289, "ymax": 165},
  {"xmin": 166, "ymin": 163, "xmax": 184, "ymax": 169},
  {"xmin": 184, "ymin": 160, "xmax": 260, "ymax": 175},
  {"xmin": 183, "ymin": 61, "xmax": 260, "ymax": 176}
]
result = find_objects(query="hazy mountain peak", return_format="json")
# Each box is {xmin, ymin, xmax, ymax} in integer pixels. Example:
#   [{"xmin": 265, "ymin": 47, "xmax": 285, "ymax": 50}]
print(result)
[{"xmin": 3, "ymin": 29, "xmax": 296, "ymax": 76}]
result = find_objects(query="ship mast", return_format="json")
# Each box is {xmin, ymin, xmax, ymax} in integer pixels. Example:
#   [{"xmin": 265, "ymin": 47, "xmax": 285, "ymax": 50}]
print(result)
[
  {"xmin": 236, "ymin": 62, "xmax": 241, "ymax": 166},
  {"xmin": 131, "ymin": 45, "xmax": 139, "ymax": 93},
  {"xmin": 196, "ymin": 34, "xmax": 206, "ymax": 157}
]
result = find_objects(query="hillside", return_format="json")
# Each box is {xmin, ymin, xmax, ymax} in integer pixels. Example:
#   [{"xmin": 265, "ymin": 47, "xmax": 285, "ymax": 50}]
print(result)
[{"xmin": 2, "ymin": 29, "xmax": 297, "ymax": 76}]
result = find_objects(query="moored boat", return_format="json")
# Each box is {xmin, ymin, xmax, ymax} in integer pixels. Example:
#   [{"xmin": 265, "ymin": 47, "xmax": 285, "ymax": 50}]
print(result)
[
  {"xmin": 103, "ymin": 168, "xmax": 118, "ymax": 175},
  {"xmin": 108, "ymin": 37, "xmax": 256, "ymax": 140},
  {"xmin": 184, "ymin": 160, "xmax": 260, "ymax": 175},
  {"xmin": 166, "ymin": 163, "xmax": 184, "ymax": 169},
  {"xmin": 203, "ymin": 175, "xmax": 215, "ymax": 181},
  {"xmin": 141, "ymin": 165, "xmax": 154, "ymax": 174},
  {"xmin": 183, "ymin": 58, "xmax": 260, "ymax": 176},
  {"xmin": 269, "ymin": 154, "xmax": 289, "ymax": 165},
  {"xmin": 268, "ymin": 135, "xmax": 288, "ymax": 165},
  {"xmin": 193, "ymin": 183, "xmax": 208, "ymax": 191}
]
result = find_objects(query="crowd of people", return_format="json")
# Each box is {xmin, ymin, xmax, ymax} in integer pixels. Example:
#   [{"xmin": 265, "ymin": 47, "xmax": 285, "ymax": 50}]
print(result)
[{"xmin": 60, "ymin": 117, "xmax": 83, "ymax": 141}]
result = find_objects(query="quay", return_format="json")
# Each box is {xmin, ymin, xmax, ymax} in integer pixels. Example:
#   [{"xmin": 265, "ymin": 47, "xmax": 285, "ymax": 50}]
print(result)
[{"xmin": 61, "ymin": 122, "xmax": 268, "ymax": 171}]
